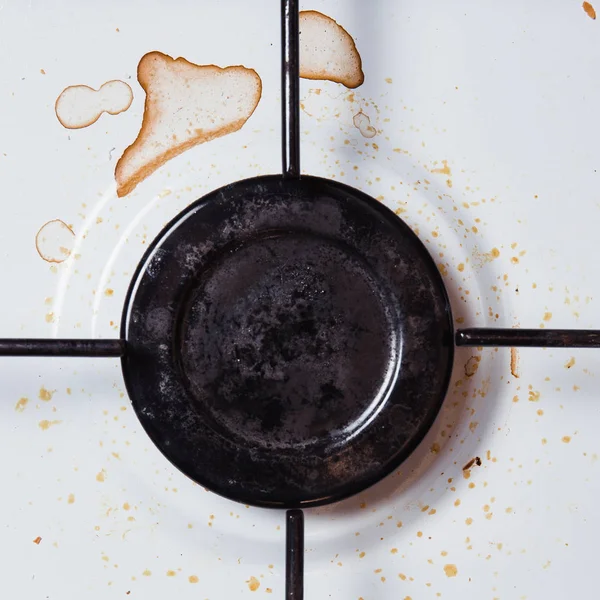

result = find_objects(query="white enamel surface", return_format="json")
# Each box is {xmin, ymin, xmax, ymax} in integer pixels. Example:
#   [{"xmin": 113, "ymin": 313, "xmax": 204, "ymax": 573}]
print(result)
[{"xmin": 0, "ymin": 1, "xmax": 599, "ymax": 598}]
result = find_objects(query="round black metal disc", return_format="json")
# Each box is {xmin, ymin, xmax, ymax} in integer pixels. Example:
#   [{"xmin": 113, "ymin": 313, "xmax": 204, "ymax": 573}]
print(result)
[{"xmin": 121, "ymin": 175, "xmax": 454, "ymax": 508}]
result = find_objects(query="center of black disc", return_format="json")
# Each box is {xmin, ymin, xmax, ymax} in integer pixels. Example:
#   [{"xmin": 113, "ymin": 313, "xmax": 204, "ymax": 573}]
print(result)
[{"xmin": 177, "ymin": 231, "xmax": 398, "ymax": 450}]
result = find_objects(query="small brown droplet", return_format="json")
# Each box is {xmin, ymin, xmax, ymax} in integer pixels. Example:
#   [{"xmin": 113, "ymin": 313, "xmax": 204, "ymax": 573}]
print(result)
[
  {"xmin": 33, "ymin": 536, "xmax": 42, "ymax": 545},
  {"xmin": 583, "ymin": 1, "xmax": 597, "ymax": 19}
]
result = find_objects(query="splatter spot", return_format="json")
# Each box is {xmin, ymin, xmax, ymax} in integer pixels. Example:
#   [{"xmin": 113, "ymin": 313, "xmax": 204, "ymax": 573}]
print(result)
[
  {"xmin": 166, "ymin": 570, "xmax": 176, "ymax": 577},
  {"xmin": 431, "ymin": 160, "xmax": 451, "ymax": 176},
  {"xmin": 353, "ymin": 111, "xmax": 377, "ymax": 138},
  {"xmin": 189, "ymin": 575, "xmax": 199, "ymax": 584},
  {"xmin": 142, "ymin": 570, "xmax": 151, "ymax": 577},
  {"xmin": 565, "ymin": 357, "xmax": 575, "ymax": 369},
  {"xmin": 247, "ymin": 576, "xmax": 260, "ymax": 592},
  {"xmin": 33, "ymin": 536, "xmax": 42, "ymax": 545},
  {"xmin": 96, "ymin": 470, "xmax": 106, "ymax": 482},
  {"xmin": 444, "ymin": 564, "xmax": 458, "ymax": 577},
  {"xmin": 562, "ymin": 436, "xmax": 571, "ymax": 444},
  {"xmin": 38, "ymin": 419, "xmax": 61, "ymax": 430},
  {"xmin": 35, "ymin": 220, "xmax": 75, "ymax": 264},
  {"xmin": 528, "ymin": 389, "xmax": 541, "ymax": 402},
  {"xmin": 39, "ymin": 387, "xmax": 54, "ymax": 402},
  {"xmin": 583, "ymin": 2, "xmax": 597, "ymax": 19},
  {"xmin": 15, "ymin": 397, "xmax": 28, "ymax": 412},
  {"xmin": 104, "ymin": 288, "xmax": 114, "ymax": 297},
  {"xmin": 465, "ymin": 356, "xmax": 481, "ymax": 377},
  {"xmin": 67, "ymin": 493, "xmax": 75, "ymax": 504}
]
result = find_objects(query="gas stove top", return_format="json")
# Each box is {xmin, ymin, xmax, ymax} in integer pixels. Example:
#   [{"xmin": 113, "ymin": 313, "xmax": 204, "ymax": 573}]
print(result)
[{"xmin": 1, "ymin": 1, "xmax": 599, "ymax": 599}]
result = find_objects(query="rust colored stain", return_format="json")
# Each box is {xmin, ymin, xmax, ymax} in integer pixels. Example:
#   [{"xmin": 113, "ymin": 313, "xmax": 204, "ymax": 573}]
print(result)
[
  {"xmin": 583, "ymin": 2, "xmax": 597, "ymax": 19},
  {"xmin": 33, "ymin": 536, "xmax": 42, "ymax": 545}
]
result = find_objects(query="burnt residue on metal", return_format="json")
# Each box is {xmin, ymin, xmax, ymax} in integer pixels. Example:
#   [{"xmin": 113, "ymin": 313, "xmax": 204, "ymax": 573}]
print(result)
[{"xmin": 120, "ymin": 174, "xmax": 454, "ymax": 508}]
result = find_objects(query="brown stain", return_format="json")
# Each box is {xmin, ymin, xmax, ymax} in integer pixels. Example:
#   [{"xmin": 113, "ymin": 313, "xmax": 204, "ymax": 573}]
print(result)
[
  {"xmin": 431, "ymin": 160, "xmax": 451, "ymax": 176},
  {"xmin": 15, "ymin": 397, "xmax": 28, "ymax": 412},
  {"xmin": 104, "ymin": 288, "xmax": 114, "ymax": 297},
  {"xmin": 67, "ymin": 493, "xmax": 75, "ymax": 504},
  {"xmin": 33, "ymin": 536, "xmax": 42, "ymax": 545},
  {"xmin": 35, "ymin": 219, "xmax": 75, "ymax": 264},
  {"xmin": 565, "ymin": 357, "xmax": 576, "ymax": 369},
  {"xmin": 510, "ymin": 348, "xmax": 520, "ymax": 378},
  {"xmin": 39, "ymin": 386, "xmax": 54, "ymax": 402},
  {"xmin": 464, "ymin": 355, "xmax": 481, "ymax": 377},
  {"xmin": 353, "ymin": 111, "xmax": 377, "ymax": 138},
  {"xmin": 116, "ymin": 51, "xmax": 262, "ymax": 197},
  {"xmin": 562, "ymin": 435, "xmax": 571, "ymax": 444},
  {"xmin": 583, "ymin": 1, "xmax": 597, "ymax": 19},
  {"xmin": 96, "ymin": 469, "xmax": 106, "ymax": 482},
  {"xmin": 543, "ymin": 312, "xmax": 552, "ymax": 322},
  {"xmin": 38, "ymin": 419, "xmax": 61, "ymax": 430},
  {"xmin": 166, "ymin": 570, "xmax": 176, "ymax": 577},
  {"xmin": 189, "ymin": 575, "xmax": 199, "ymax": 584},
  {"xmin": 247, "ymin": 576, "xmax": 260, "ymax": 592},
  {"xmin": 142, "ymin": 570, "xmax": 152, "ymax": 577},
  {"xmin": 55, "ymin": 80, "xmax": 133, "ymax": 129},
  {"xmin": 443, "ymin": 564, "xmax": 458, "ymax": 578},
  {"xmin": 298, "ymin": 10, "xmax": 364, "ymax": 88},
  {"xmin": 528, "ymin": 389, "xmax": 541, "ymax": 402}
]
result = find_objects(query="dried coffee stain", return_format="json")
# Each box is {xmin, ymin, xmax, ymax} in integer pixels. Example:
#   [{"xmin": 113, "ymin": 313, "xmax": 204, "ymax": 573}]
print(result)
[
  {"xmin": 353, "ymin": 111, "xmax": 377, "ymax": 138},
  {"xmin": 15, "ymin": 397, "xmax": 28, "ymax": 412},
  {"xmin": 96, "ymin": 469, "xmax": 106, "ymax": 482},
  {"xmin": 67, "ymin": 493, "xmax": 75, "ymax": 504},
  {"xmin": 464, "ymin": 356, "xmax": 481, "ymax": 377},
  {"xmin": 431, "ymin": 160, "xmax": 451, "ymax": 176},
  {"xmin": 472, "ymin": 247, "xmax": 500, "ymax": 270},
  {"xmin": 55, "ymin": 80, "xmax": 133, "ymax": 129},
  {"xmin": 38, "ymin": 419, "xmax": 61, "ymax": 430},
  {"xmin": 188, "ymin": 575, "xmax": 199, "ymax": 584},
  {"xmin": 444, "ymin": 564, "xmax": 458, "ymax": 577},
  {"xmin": 35, "ymin": 220, "xmax": 75, "ymax": 263},
  {"xmin": 247, "ymin": 576, "xmax": 260, "ymax": 592},
  {"xmin": 299, "ymin": 10, "xmax": 364, "ymax": 88},
  {"xmin": 39, "ymin": 386, "xmax": 54, "ymax": 402},
  {"xmin": 565, "ymin": 357, "xmax": 575, "ymax": 369},
  {"xmin": 583, "ymin": 2, "xmax": 597, "ymax": 19},
  {"xmin": 116, "ymin": 51, "xmax": 262, "ymax": 197},
  {"xmin": 33, "ymin": 536, "xmax": 42, "ymax": 545},
  {"xmin": 510, "ymin": 348, "xmax": 520, "ymax": 378}
]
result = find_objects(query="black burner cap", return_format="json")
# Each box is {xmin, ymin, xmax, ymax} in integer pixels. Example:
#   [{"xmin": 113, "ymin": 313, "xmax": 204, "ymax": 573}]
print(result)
[{"xmin": 121, "ymin": 175, "xmax": 453, "ymax": 508}]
